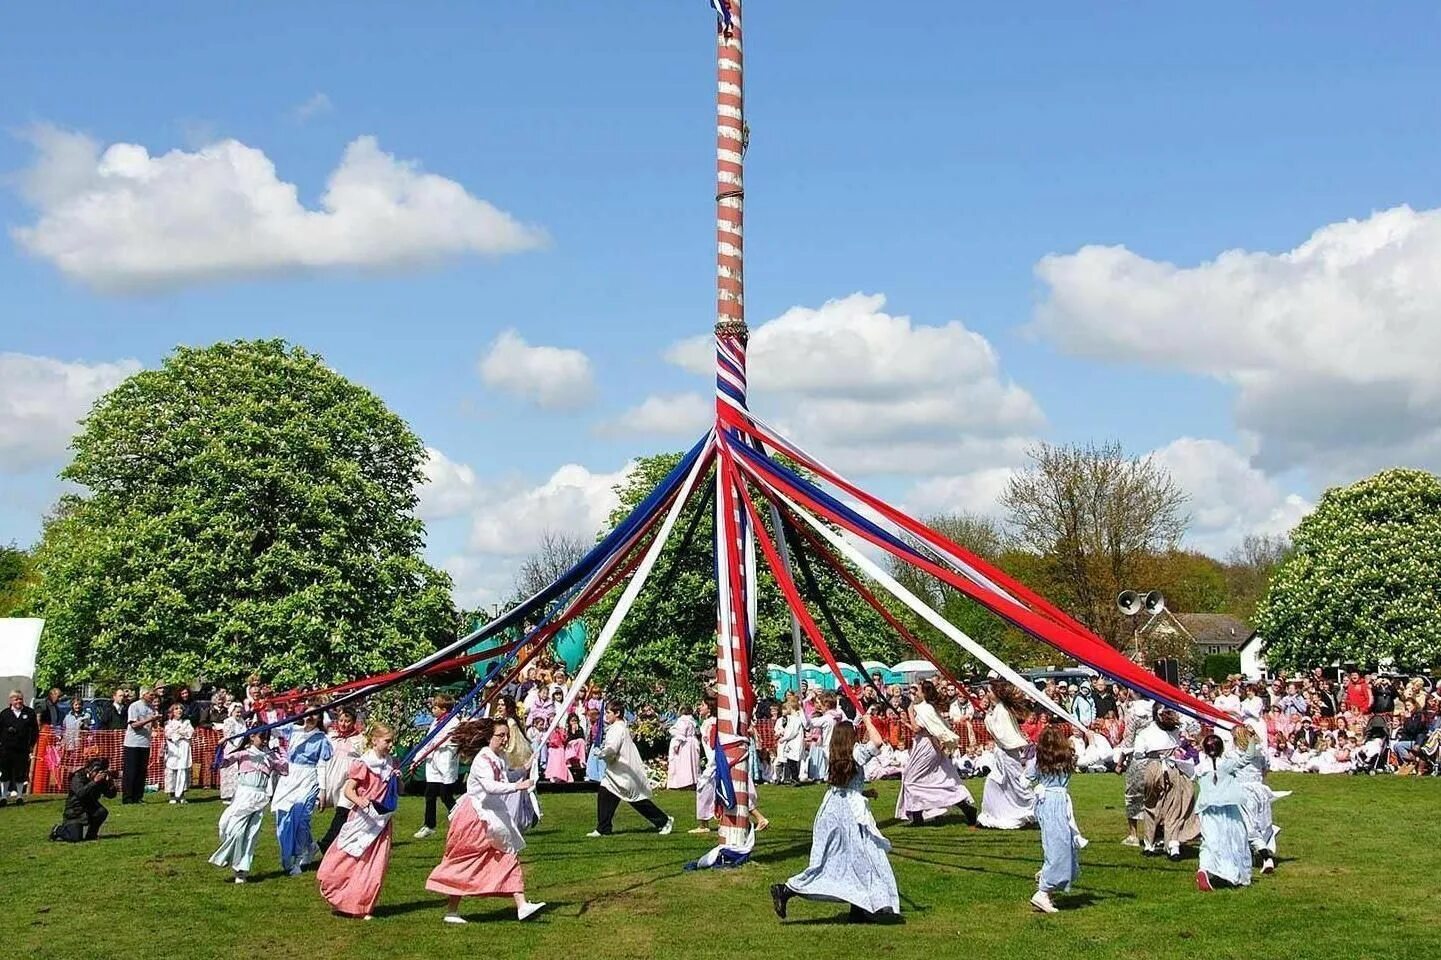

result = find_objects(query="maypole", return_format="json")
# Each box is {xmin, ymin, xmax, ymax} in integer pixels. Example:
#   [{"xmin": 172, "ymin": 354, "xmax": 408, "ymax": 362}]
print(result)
[{"xmin": 711, "ymin": 0, "xmax": 754, "ymax": 846}]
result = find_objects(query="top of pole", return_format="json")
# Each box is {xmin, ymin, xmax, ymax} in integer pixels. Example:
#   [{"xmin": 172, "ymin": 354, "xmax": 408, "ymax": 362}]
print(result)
[{"xmin": 714, "ymin": 0, "xmax": 746, "ymax": 342}]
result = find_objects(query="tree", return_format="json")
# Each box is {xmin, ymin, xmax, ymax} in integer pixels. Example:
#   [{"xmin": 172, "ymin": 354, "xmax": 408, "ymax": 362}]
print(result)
[
  {"xmin": 887, "ymin": 513, "xmax": 1053, "ymax": 675},
  {"xmin": 511, "ymin": 530, "xmax": 588, "ymax": 605},
  {"xmin": 1256, "ymin": 468, "xmax": 1441, "ymax": 671},
  {"xmin": 25, "ymin": 340, "xmax": 455, "ymax": 689},
  {"xmin": 1002, "ymin": 441, "xmax": 1189, "ymax": 646},
  {"xmin": 1223, "ymin": 534, "xmax": 1292, "ymax": 622},
  {"xmin": 0, "ymin": 543, "xmax": 35, "ymax": 617},
  {"xmin": 583, "ymin": 453, "xmax": 906, "ymax": 708}
]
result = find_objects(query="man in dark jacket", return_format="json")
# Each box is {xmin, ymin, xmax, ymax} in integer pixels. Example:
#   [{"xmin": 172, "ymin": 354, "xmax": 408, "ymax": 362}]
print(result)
[
  {"xmin": 1, "ymin": 690, "xmax": 40, "ymax": 805},
  {"xmin": 97, "ymin": 689, "xmax": 130, "ymax": 731},
  {"xmin": 51, "ymin": 752, "xmax": 118, "ymax": 841}
]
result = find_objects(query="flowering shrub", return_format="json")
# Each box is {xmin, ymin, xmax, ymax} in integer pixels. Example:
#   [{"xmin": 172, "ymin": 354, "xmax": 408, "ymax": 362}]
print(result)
[{"xmin": 1258, "ymin": 468, "xmax": 1441, "ymax": 670}]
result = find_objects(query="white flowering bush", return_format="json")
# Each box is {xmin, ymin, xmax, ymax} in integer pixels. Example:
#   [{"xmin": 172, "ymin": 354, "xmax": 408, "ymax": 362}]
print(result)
[{"xmin": 1257, "ymin": 468, "xmax": 1441, "ymax": 670}]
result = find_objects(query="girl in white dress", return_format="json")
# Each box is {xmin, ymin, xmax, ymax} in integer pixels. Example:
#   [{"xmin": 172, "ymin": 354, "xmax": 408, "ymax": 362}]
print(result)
[
  {"xmin": 978, "ymin": 680, "xmax": 1036, "ymax": 830},
  {"xmin": 163, "ymin": 703, "xmax": 194, "ymax": 804}
]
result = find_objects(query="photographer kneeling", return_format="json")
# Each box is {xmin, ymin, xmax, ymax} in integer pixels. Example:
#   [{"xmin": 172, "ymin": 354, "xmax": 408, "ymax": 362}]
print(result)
[{"xmin": 51, "ymin": 749, "xmax": 118, "ymax": 842}]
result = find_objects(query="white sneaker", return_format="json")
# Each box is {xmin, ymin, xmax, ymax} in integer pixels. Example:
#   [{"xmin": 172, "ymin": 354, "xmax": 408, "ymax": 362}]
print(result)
[
  {"xmin": 1166, "ymin": 842, "xmax": 1181, "ymax": 861},
  {"xmin": 518, "ymin": 901, "xmax": 546, "ymax": 921},
  {"xmin": 585, "ymin": 830, "xmax": 604, "ymax": 838},
  {"xmin": 1030, "ymin": 891, "xmax": 1058, "ymax": 914},
  {"xmin": 658, "ymin": 817, "xmax": 675, "ymax": 836},
  {"xmin": 443, "ymin": 913, "xmax": 467, "ymax": 925},
  {"xmin": 169, "ymin": 799, "xmax": 178, "ymax": 805},
  {"xmin": 413, "ymin": 826, "xmax": 434, "ymax": 839},
  {"xmin": 1121, "ymin": 835, "xmax": 1141, "ymax": 847},
  {"xmin": 1261, "ymin": 856, "xmax": 1276, "ymax": 874},
  {"xmin": 288, "ymin": 864, "xmax": 303, "ymax": 877},
  {"xmin": 233, "ymin": 874, "xmax": 247, "ymax": 884},
  {"xmin": 179, "ymin": 798, "xmax": 187, "ymax": 804}
]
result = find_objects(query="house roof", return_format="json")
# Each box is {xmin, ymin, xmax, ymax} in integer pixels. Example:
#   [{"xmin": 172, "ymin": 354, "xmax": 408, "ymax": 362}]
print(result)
[{"xmin": 1174, "ymin": 614, "xmax": 1255, "ymax": 649}]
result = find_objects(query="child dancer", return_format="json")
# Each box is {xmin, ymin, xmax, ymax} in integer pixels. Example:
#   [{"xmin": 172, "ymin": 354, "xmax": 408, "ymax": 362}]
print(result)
[
  {"xmin": 666, "ymin": 704, "xmax": 701, "ymax": 790},
  {"xmin": 415, "ymin": 695, "xmax": 460, "ymax": 839},
  {"xmin": 775, "ymin": 699, "xmax": 805, "ymax": 785},
  {"xmin": 587, "ymin": 701, "xmax": 674, "ymax": 837},
  {"xmin": 163, "ymin": 703, "xmax": 194, "ymax": 804},
  {"xmin": 273, "ymin": 711, "xmax": 332, "ymax": 875},
  {"xmin": 1194, "ymin": 733, "xmax": 1251, "ymax": 892},
  {"xmin": 219, "ymin": 703, "xmax": 247, "ymax": 804},
  {"xmin": 318, "ymin": 707, "xmax": 365, "ymax": 852},
  {"xmin": 316, "ymin": 723, "xmax": 400, "ymax": 919},
  {"xmin": 210, "ymin": 730, "xmax": 287, "ymax": 883},
  {"xmin": 1229, "ymin": 725, "xmax": 1286, "ymax": 875},
  {"xmin": 425, "ymin": 719, "xmax": 546, "ymax": 923},
  {"xmin": 562, "ymin": 714, "xmax": 588, "ymax": 780},
  {"xmin": 978, "ymin": 680, "xmax": 1036, "ymax": 829},
  {"xmin": 896, "ymin": 680, "xmax": 976, "ymax": 826},
  {"xmin": 1028, "ymin": 724, "xmax": 1082, "ymax": 914},
  {"xmin": 692, "ymin": 697, "xmax": 718, "ymax": 834},
  {"xmin": 770, "ymin": 715, "xmax": 898, "ymax": 924}
]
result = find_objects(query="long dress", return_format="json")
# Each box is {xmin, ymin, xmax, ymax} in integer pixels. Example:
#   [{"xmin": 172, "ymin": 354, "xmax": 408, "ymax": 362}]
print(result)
[
  {"xmin": 1231, "ymin": 743, "xmax": 1288, "ymax": 855},
  {"xmin": 978, "ymin": 705, "xmax": 1035, "ymax": 829},
  {"xmin": 163, "ymin": 719, "xmax": 193, "ymax": 798},
  {"xmin": 1136, "ymin": 725, "xmax": 1200, "ymax": 848},
  {"xmin": 499, "ymin": 718, "xmax": 538, "ymax": 832},
  {"xmin": 272, "ymin": 726, "xmax": 332, "ymax": 872},
  {"xmin": 1029, "ymin": 762, "xmax": 1081, "ymax": 894},
  {"xmin": 425, "ymin": 748, "xmax": 526, "ymax": 899},
  {"xmin": 895, "ymin": 701, "xmax": 972, "ymax": 820},
  {"xmin": 666, "ymin": 715, "xmax": 700, "ymax": 789},
  {"xmin": 544, "ymin": 727, "xmax": 572, "ymax": 783},
  {"xmin": 1195, "ymin": 755, "xmax": 1252, "ymax": 886},
  {"xmin": 316, "ymin": 752, "xmax": 398, "ymax": 917},
  {"xmin": 210, "ymin": 746, "xmax": 287, "ymax": 873},
  {"xmin": 785, "ymin": 741, "xmax": 899, "ymax": 915}
]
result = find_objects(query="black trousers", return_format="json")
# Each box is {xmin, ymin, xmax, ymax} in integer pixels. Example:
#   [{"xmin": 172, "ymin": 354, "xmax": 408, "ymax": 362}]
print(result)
[
  {"xmin": 121, "ymin": 746, "xmax": 149, "ymax": 803},
  {"xmin": 424, "ymin": 781, "xmax": 457, "ymax": 829},
  {"xmin": 318, "ymin": 806, "xmax": 350, "ymax": 852},
  {"xmin": 596, "ymin": 788, "xmax": 669, "ymax": 834},
  {"xmin": 780, "ymin": 759, "xmax": 800, "ymax": 784}
]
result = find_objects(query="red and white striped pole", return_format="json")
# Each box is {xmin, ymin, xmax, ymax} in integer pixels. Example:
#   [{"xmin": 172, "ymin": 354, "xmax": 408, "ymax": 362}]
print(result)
[{"xmin": 711, "ymin": 0, "xmax": 754, "ymax": 846}]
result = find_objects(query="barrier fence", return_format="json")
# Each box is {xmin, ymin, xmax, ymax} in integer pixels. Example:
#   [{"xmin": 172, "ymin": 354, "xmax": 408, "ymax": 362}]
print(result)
[{"xmin": 29, "ymin": 726, "xmax": 226, "ymax": 795}]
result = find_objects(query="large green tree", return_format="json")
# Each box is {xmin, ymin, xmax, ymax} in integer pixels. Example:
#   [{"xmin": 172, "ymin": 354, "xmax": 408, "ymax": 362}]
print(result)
[
  {"xmin": 1257, "ymin": 468, "xmax": 1441, "ymax": 670},
  {"xmin": 583, "ymin": 453, "xmax": 906, "ymax": 708},
  {"xmin": 26, "ymin": 340, "xmax": 454, "ymax": 689}
]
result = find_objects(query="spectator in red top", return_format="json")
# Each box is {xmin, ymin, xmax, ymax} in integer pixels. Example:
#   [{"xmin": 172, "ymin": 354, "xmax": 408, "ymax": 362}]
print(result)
[{"xmin": 1344, "ymin": 672, "xmax": 1373, "ymax": 714}]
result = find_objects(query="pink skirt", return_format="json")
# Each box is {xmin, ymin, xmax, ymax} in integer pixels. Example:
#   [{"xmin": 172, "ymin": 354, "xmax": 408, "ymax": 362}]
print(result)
[
  {"xmin": 425, "ymin": 801, "xmax": 524, "ymax": 898},
  {"xmin": 317, "ymin": 823, "xmax": 392, "ymax": 917},
  {"xmin": 545, "ymin": 745, "xmax": 572, "ymax": 782}
]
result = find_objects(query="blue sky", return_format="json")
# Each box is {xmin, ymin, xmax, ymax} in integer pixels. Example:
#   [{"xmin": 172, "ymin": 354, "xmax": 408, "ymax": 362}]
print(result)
[{"xmin": 4, "ymin": 3, "xmax": 1440, "ymax": 605}]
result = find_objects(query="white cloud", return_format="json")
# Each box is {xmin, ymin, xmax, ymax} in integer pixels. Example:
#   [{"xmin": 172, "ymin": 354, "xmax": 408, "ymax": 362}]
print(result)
[
  {"xmin": 1150, "ymin": 438, "xmax": 1311, "ymax": 556},
  {"xmin": 598, "ymin": 392, "xmax": 711, "ymax": 438},
  {"xmin": 478, "ymin": 330, "xmax": 595, "ymax": 411},
  {"xmin": 904, "ymin": 467, "xmax": 1017, "ymax": 519},
  {"xmin": 291, "ymin": 92, "xmax": 333, "ymax": 123},
  {"xmin": 1034, "ymin": 204, "xmax": 1441, "ymax": 480},
  {"xmin": 417, "ymin": 447, "xmax": 481, "ymax": 521},
  {"xmin": 467, "ymin": 462, "xmax": 630, "ymax": 556},
  {"xmin": 662, "ymin": 292, "xmax": 1044, "ymax": 475},
  {"xmin": 0, "ymin": 353, "xmax": 142, "ymax": 472},
  {"xmin": 11, "ymin": 125, "xmax": 545, "ymax": 292}
]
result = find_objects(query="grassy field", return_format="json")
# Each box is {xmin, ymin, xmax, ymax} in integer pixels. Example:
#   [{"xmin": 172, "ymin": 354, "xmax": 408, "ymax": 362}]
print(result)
[{"xmin": 4, "ymin": 773, "xmax": 1438, "ymax": 960}]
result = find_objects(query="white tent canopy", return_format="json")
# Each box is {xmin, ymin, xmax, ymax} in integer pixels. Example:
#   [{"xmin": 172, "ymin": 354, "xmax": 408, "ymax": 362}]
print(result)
[{"xmin": 0, "ymin": 618, "xmax": 44, "ymax": 703}]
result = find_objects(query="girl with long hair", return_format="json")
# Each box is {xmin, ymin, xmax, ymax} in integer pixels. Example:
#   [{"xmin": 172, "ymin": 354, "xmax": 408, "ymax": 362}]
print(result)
[
  {"xmin": 1028, "ymin": 723, "xmax": 1082, "ymax": 913},
  {"xmin": 1194, "ymin": 733, "xmax": 1252, "ymax": 891},
  {"xmin": 316, "ymin": 722, "xmax": 400, "ymax": 919},
  {"xmin": 896, "ymin": 679, "xmax": 976, "ymax": 826},
  {"xmin": 666, "ymin": 703, "xmax": 701, "ymax": 790},
  {"xmin": 770, "ymin": 716, "xmax": 899, "ymax": 924},
  {"xmin": 1229, "ymin": 725, "xmax": 1286, "ymax": 874},
  {"xmin": 492, "ymin": 694, "xmax": 538, "ymax": 834},
  {"xmin": 978, "ymin": 680, "xmax": 1036, "ymax": 829},
  {"xmin": 425, "ymin": 718, "xmax": 546, "ymax": 923}
]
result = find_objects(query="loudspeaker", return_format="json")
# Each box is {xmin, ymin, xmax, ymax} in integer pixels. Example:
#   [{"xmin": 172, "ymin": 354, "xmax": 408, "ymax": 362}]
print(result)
[{"xmin": 1153, "ymin": 658, "xmax": 1180, "ymax": 686}]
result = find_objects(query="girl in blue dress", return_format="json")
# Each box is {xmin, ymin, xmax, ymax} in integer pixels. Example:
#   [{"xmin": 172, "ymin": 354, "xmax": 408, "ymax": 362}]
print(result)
[
  {"xmin": 771, "ymin": 715, "xmax": 899, "ymax": 924},
  {"xmin": 1194, "ymin": 733, "xmax": 1252, "ymax": 891},
  {"xmin": 1028, "ymin": 723, "xmax": 1082, "ymax": 913}
]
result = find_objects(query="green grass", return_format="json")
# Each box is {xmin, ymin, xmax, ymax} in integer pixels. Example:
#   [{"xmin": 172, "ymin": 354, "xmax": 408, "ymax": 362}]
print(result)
[{"xmin": 4, "ymin": 774, "xmax": 1439, "ymax": 960}]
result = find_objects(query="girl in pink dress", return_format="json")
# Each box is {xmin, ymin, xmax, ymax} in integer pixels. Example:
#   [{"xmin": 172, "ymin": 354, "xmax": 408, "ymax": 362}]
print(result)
[
  {"xmin": 426, "ymin": 719, "xmax": 546, "ymax": 924},
  {"xmin": 544, "ymin": 724, "xmax": 572, "ymax": 783},
  {"xmin": 316, "ymin": 723, "xmax": 399, "ymax": 920}
]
